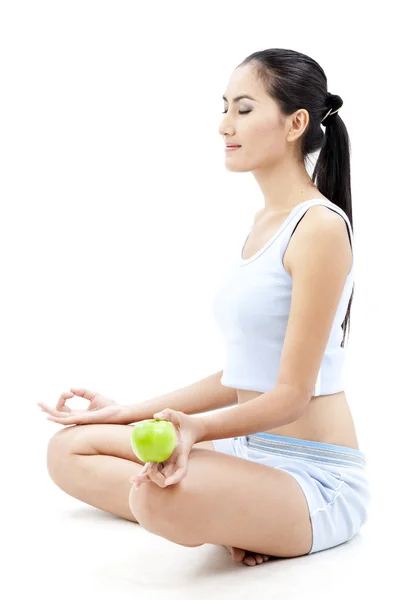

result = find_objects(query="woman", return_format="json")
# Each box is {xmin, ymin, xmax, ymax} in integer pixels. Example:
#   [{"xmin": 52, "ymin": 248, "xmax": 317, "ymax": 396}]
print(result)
[{"xmin": 38, "ymin": 48, "xmax": 370, "ymax": 566}]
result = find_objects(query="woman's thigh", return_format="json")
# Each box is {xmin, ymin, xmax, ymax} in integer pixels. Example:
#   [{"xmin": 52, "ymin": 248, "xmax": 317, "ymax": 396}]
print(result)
[
  {"xmin": 48, "ymin": 423, "xmax": 215, "ymax": 464},
  {"xmin": 48, "ymin": 423, "xmax": 145, "ymax": 465}
]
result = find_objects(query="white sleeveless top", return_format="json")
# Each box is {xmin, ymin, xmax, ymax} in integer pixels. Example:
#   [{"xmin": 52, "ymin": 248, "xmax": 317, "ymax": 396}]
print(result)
[{"xmin": 211, "ymin": 199, "xmax": 355, "ymax": 396}]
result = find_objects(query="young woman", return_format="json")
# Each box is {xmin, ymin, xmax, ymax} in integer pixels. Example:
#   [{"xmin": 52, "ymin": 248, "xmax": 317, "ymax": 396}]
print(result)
[{"xmin": 38, "ymin": 48, "xmax": 370, "ymax": 566}]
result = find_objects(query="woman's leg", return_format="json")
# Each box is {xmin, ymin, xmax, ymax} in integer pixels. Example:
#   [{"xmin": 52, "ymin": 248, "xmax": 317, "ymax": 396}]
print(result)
[
  {"xmin": 46, "ymin": 424, "xmax": 215, "ymax": 524},
  {"xmin": 46, "ymin": 424, "xmax": 269, "ymax": 565}
]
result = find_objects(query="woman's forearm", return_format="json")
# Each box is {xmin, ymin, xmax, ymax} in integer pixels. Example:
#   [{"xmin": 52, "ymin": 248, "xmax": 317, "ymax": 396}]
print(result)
[
  {"xmin": 120, "ymin": 370, "xmax": 238, "ymax": 423},
  {"xmin": 194, "ymin": 384, "xmax": 308, "ymax": 443}
]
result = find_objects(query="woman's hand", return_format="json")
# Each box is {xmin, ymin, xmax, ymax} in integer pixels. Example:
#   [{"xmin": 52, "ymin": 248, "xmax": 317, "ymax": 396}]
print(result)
[
  {"xmin": 130, "ymin": 409, "xmax": 204, "ymax": 489},
  {"xmin": 37, "ymin": 388, "xmax": 130, "ymax": 426}
]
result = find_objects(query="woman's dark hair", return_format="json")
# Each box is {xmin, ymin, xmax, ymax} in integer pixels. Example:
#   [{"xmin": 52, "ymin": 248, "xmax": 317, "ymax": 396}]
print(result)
[{"xmin": 237, "ymin": 48, "xmax": 353, "ymax": 348}]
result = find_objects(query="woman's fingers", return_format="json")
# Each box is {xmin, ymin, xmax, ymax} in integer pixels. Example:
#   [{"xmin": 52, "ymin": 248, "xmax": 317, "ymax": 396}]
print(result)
[
  {"xmin": 131, "ymin": 474, "xmax": 150, "ymax": 487},
  {"xmin": 132, "ymin": 462, "xmax": 167, "ymax": 488},
  {"xmin": 161, "ymin": 462, "xmax": 175, "ymax": 479},
  {"xmin": 131, "ymin": 463, "xmax": 152, "ymax": 486},
  {"xmin": 46, "ymin": 416, "xmax": 75, "ymax": 425},
  {"xmin": 56, "ymin": 392, "xmax": 75, "ymax": 412},
  {"xmin": 37, "ymin": 402, "xmax": 71, "ymax": 417},
  {"xmin": 37, "ymin": 402, "xmax": 83, "ymax": 425},
  {"xmin": 47, "ymin": 410, "xmax": 96, "ymax": 425},
  {"xmin": 147, "ymin": 463, "xmax": 167, "ymax": 487},
  {"xmin": 68, "ymin": 388, "xmax": 99, "ymax": 403},
  {"xmin": 163, "ymin": 466, "xmax": 184, "ymax": 486}
]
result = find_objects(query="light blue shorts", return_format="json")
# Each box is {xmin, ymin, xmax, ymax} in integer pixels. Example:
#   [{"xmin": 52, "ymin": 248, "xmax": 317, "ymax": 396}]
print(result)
[{"xmin": 212, "ymin": 432, "xmax": 371, "ymax": 554}]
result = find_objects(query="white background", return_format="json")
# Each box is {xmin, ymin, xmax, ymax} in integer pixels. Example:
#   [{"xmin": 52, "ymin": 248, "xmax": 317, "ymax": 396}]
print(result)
[{"xmin": 1, "ymin": 0, "xmax": 398, "ymax": 597}]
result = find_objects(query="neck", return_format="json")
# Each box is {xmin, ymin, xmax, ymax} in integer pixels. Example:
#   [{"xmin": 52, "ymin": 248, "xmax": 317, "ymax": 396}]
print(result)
[{"xmin": 252, "ymin": 158, "xmax": 318, "ymax": 213}]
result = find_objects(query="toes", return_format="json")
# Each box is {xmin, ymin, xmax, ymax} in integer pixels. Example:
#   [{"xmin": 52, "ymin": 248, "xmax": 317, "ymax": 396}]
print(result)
[
  {"xmin": 227, "ymin": 546, "xmax": 270, "ymax": 566},
  {"xmin": 243, "ymin": 552, "xmax": 269, "ymax": 566}
]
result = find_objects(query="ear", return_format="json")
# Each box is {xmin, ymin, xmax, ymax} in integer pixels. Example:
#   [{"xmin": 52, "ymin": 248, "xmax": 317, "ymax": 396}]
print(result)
[{"xmin": 287, "ymin": 108, "xmax": 310, "ymax": 142}]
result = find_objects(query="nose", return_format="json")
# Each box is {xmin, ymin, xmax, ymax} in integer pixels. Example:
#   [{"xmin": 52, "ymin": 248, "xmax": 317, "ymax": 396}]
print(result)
[
  {"xmin": 219, "ymin": 127, "xmax": 236, "ymax": 140},
  {"xmin": 219, "ymin": 113, "xmax": 235, "ymax": 138}
]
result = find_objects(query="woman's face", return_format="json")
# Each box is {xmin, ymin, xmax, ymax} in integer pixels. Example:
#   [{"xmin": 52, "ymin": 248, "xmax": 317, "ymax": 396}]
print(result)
[{"xmin": 219, "ymin": 63, "xmax": 293, "ymax": 173}]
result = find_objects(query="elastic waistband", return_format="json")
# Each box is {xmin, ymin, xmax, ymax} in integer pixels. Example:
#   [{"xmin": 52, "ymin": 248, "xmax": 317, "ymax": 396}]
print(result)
[{"xmin": 245, "ymin": 432, "xmax": 367, "ymax": 470}]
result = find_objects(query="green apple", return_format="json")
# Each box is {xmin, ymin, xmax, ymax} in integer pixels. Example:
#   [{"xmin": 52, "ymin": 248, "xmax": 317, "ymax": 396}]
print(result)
[{"xmin": 130, "ymin": 419, "xmax": 177, "ymax": 463}]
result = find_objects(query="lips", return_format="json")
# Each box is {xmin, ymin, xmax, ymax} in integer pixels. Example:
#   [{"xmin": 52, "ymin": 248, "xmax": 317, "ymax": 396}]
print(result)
[{"xmin": 226, "ymin": 145, "xmax": 241, "ymax": 148}]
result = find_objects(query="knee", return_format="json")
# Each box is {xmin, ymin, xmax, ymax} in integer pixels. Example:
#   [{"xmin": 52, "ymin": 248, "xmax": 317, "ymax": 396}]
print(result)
[
  {"xmin": 47, "ymin": 425, "xmax": 89, "ymax": 455},
  {"xmin": 128, "ymin": 482, "xmax": 169, "ymax": 533},
  {"xmin": 46, "ymin": 425, "xmax": 85, "ymax": 481},
  {"xmin": 128, "ymin": 484, "xmax": 200, "ymax": 547}
]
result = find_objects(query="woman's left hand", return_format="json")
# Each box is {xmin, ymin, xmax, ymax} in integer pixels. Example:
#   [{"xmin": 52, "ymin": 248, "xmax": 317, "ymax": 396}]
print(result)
[{"xmin": 130, "ymin": 409, "xmax": 204, "ymax": 489}]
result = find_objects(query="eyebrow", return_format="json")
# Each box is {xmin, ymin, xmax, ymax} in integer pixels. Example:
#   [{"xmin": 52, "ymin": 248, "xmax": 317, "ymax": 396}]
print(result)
[{"xmin": 222, "ymin": 94, "xmax": 257, "ymax": 103}]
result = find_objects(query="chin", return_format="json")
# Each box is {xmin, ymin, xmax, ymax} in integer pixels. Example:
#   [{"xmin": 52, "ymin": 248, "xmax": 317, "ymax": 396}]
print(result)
[{"xmin": 224, "ymin": 161, "xmax": 252, "ymax": 173}]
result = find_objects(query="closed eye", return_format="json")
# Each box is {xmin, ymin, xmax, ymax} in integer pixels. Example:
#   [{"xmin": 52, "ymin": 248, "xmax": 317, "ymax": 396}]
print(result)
[{"xmin": 221, "ymin": 110, "xmax": 252, "ymax": 115}]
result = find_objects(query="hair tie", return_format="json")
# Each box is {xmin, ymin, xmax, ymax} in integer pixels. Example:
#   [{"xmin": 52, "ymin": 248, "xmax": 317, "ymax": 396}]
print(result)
[{"xmin": 321, "ymin": 93, "xmax": 343, "ymax": 124}]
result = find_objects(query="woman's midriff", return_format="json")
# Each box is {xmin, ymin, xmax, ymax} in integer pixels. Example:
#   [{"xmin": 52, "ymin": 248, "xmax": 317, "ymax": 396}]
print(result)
[{"xmin": 236, "ymin": 389, "xmax": 360, "ymax": 450}]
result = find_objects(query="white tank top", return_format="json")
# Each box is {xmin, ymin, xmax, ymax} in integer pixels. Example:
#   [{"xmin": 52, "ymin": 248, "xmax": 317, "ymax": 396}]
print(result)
[{"xmin": 212, "ymin": 199, "xmax": 355, "ymax": 396}]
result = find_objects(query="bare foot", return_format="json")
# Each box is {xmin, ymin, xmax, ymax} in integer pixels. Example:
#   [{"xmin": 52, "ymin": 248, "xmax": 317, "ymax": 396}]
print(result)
[{"xmin": 223, "ymin": 545, "xmax": 270, "ymax": 566}]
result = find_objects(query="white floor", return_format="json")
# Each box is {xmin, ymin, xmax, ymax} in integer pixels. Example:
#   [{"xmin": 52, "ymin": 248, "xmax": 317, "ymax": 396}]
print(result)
[{"xmin": 11, "ymin": 425, "xmax": 396, "ymax": 600}]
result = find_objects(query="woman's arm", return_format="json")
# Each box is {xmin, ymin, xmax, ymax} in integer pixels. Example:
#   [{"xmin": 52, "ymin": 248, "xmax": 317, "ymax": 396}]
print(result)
[
  {"xmin": 193, "ymin": 384, "xmax": 309, "ymax": 442},
  {"xmin": 122, "ymin": 369, "xmax": 238, "ymax": 423}
]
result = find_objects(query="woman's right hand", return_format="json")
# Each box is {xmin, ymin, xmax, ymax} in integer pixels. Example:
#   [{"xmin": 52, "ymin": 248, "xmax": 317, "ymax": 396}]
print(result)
[{"xmin": 37, "ymin": 387, "xmax": 130, "ymax": 426}]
